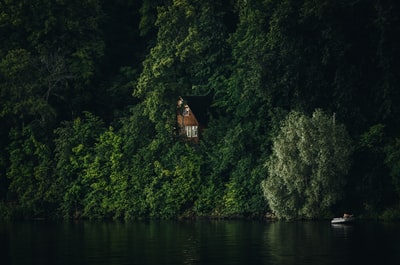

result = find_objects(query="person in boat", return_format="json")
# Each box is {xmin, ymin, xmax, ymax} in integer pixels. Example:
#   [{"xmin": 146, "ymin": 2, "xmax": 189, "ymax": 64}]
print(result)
[{"xmin": 343, "ymin": 213, "xmax": 353, "ymax": 218}]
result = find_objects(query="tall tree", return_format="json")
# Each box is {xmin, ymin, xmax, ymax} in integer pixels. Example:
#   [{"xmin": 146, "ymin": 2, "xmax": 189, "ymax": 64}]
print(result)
[
  {"xmin": 135, "ymin": 0, "xmax": 229, "ymax": 124},
  {"xmin": 201, "ymin": 0, "xmax": 270, "ymax": 217},
  {"xmin": 262, "ymin": 109, "xmax": 352, "ymax": 219}
]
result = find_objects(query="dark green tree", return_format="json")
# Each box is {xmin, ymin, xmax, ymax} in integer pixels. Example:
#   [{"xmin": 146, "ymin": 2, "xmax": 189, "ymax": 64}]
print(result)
[
  {"xmin": 385, "ymin": 137, "xmax": 400, "ymax": 201},
  {"xmin": 6, "ymin": 126, "xmax": 54, "ymax": 218},
  {"xmin": 353, "ymin": 124, "xmax": 397, "ymax": 215},
  {"xmin": 135, "ymin": 0, "xmax": 229, "ymax": 122},
  {"xmin": 201, "ymin": 0, "xmax": 270, "ymax": 217}
]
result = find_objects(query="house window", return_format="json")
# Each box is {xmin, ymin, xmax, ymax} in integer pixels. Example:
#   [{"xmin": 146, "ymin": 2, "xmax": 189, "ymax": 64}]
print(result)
[{"xmin": 185, "ymin": 126, "xmax": 198, "ymax": 138}]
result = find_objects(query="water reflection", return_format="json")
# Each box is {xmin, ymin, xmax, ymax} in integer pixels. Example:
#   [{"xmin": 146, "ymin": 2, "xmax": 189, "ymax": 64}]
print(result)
[
  {"xmin": 1, "ymin": 220, "xmax": 399, "ymax": 265},
  {"xmin": 265, "ymin": 221, "xmax": 336, "ymax": 265},
  {"xmin": 330, "ymin": 223, "xmax": 354, "ymax": 238}
]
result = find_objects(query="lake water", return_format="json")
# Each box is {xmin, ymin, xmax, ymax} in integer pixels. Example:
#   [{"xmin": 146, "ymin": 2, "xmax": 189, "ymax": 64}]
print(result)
[{"xmin": 1, "ymin": 220, "xmax": 399, "ymax": 265}]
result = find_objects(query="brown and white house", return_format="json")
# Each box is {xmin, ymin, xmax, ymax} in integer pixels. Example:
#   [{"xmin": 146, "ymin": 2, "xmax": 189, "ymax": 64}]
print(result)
[{"xmin": 176, "ymin": 96, "xmax": 210, "ymax": 144}]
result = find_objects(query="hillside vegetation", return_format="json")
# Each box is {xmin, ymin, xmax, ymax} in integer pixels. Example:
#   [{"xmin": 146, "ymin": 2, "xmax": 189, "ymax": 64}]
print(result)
[{"xmin": 1, "ymin": 0, "xmax": 400, "ymax": 220}]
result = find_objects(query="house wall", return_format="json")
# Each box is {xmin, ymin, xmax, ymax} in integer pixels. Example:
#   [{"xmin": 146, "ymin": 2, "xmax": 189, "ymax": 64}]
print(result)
[{"xmin": 177, "ymin": 104, "xmax": 200, "ymax": 143}]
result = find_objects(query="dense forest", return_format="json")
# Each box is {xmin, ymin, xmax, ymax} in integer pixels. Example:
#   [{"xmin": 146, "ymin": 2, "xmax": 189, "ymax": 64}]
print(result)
[{"xmin": 1, "ymin": 0, "xmax": 400, "ymax": 220}]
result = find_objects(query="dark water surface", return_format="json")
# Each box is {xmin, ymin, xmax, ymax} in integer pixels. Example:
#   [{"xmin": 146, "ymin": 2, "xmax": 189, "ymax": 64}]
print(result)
[{"xmin": 1, "ymin": 220, "xmax": 399, "ymax": 265}]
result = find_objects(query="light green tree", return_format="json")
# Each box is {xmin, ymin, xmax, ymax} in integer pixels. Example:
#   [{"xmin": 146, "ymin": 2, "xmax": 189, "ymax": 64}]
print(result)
[{"xmin": 262, "ymin": 109, "xmax": 353, "ymax": 219}]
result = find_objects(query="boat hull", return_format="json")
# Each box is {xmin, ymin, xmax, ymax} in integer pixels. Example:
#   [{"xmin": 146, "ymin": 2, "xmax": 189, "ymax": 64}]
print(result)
[{"xmin": 331, "ymin": 217, "xmax": 355, "ymax": 224}]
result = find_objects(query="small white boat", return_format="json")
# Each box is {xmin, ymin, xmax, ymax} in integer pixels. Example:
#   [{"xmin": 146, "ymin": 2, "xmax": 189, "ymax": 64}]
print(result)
[{"xmin": 331, "ymin": 214, "xmax": 355, "ymax": 224}]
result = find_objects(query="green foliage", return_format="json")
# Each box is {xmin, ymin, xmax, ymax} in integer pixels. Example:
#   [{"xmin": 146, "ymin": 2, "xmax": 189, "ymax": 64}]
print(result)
[
  {"xmin": 222, "ymin": 158, "xmax": 266, "ymax": 217},
  {"xmin": 198, "ymin": 112, "xmax": 270, "ymax": 217},
  {"xmin": 0, "ymin": 202, "xmax": 11, "ymax": 220},
  {"xmin": 385, "ymin": 137, "xmax": 400, "ymax": 197},
  {"xmin": 142, "ymin": 143, "xmax": 202, "ymax": 219},
  {"xmin": 355, "ymin": 124, "xmax": 396, "ymax": 213},
  {"xmin": 360, "ymin": 124, "xmax": 386, "ymax": 150},
  {"xmin": 135, "ymin": 0, "xmax": 228, "ymax": 122},
  {"xmin": 53, "ymin": 112, "xmax": 105, "ymax": 219},
  {"xmin": 3, "ymin": 0, "xmax": 104, "ymax": 80},
  {"xmin": 6, "ymin": 126, "xmax": 54, "ymax": 217},
  {"xmin": 0, "ymin": 49, "xmax": 55, "ymax": 123},
  {"xmin": 262, "ymin": 109, "xmax": 353, "ymax": 219},
  {"xmin": 1, "ymin": 0, "xmax": 400, "ymax": 220},
  {"xmin": 81, "ymin": 127, "xmax": 122, "ymax": 219},
  {"xmin": 380, "ymin": 207, "xmax": 400, "ymax": 221}
]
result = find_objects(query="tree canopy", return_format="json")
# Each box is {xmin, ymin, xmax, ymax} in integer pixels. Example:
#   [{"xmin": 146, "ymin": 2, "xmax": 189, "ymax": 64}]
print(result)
[{"xmin": 262, "ymin": 110, "xmax": 352, "ymax": 219}]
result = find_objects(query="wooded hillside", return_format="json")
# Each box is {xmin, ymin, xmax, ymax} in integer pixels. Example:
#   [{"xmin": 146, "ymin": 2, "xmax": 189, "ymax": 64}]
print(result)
[{"xmin": 1, "ymin": 0, "xmax": 400, "ymax": 220}]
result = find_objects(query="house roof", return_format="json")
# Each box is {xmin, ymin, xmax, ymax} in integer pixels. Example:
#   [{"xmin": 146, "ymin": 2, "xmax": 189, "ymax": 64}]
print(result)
[{"xmin": 180, "ymin": 95, "xmax": 212, "ymax": 126}]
